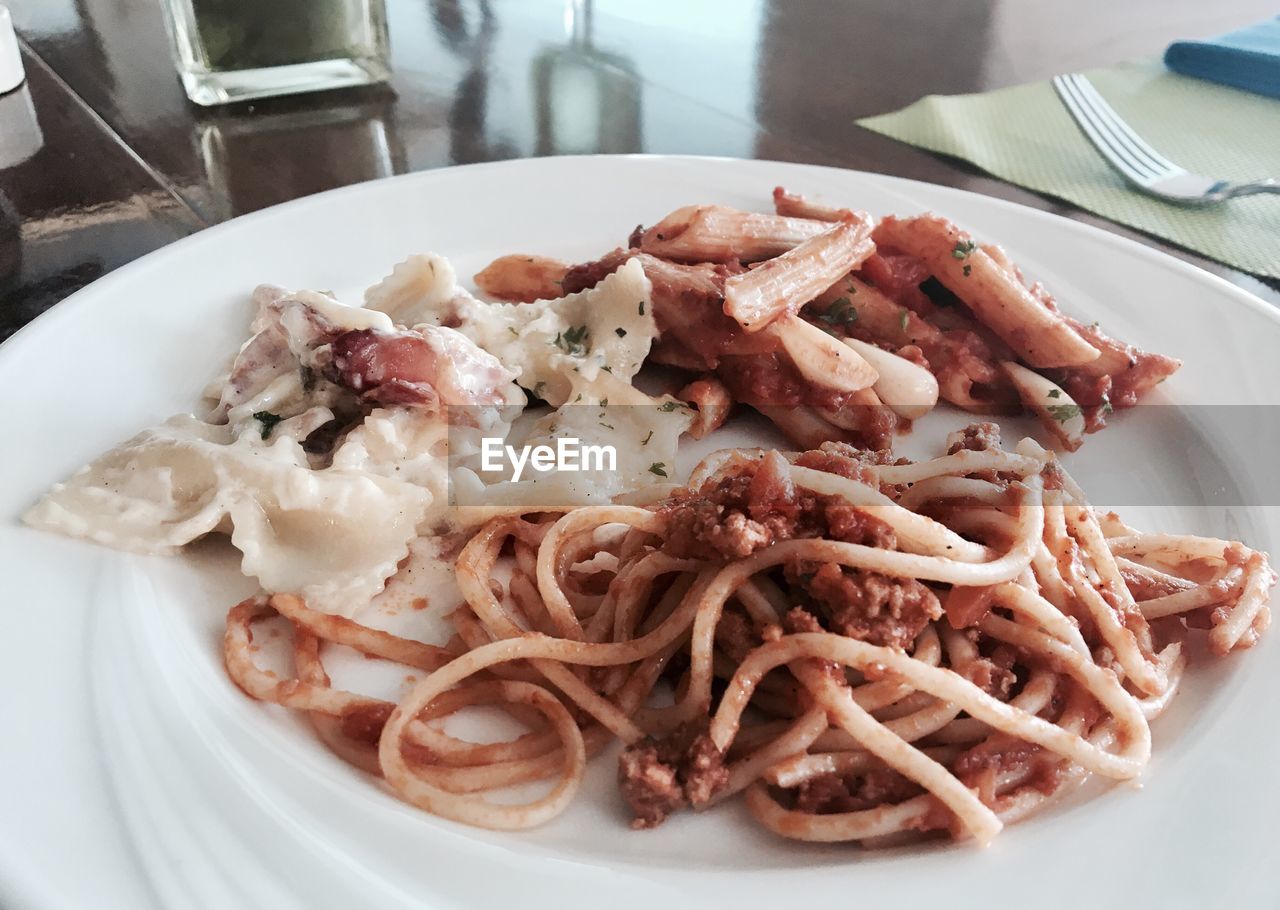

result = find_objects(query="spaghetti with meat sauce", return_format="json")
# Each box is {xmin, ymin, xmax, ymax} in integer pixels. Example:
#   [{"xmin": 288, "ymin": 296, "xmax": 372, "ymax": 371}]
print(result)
[{"xmin": 223, "ymin": 425, "xmax": 1274, "ymax": 845}]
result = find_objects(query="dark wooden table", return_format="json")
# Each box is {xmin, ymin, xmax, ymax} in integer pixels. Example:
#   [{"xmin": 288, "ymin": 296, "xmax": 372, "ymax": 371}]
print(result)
[{"xmin": 3, "ymin": 0, "xmax": 1278, "ymax": 343}]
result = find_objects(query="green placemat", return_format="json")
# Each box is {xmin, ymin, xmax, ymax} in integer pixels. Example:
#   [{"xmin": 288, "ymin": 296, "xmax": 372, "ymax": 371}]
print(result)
[{"xmin": 858, "ymin": 58, "xmax": 1280, "ymax": 279}]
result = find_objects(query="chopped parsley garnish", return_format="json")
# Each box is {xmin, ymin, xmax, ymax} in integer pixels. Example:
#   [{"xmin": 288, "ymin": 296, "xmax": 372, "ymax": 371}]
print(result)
[
  {"xmin": 1046, "ymin": 403, "xmax": 1082, "ymax": 423},
  {"xmin": 252, "ymin": 411, "xmax": 283, "ymax": 440},
  {"xmin": 816, "ymin": 296, "xmax": 858, "ymax": 327},
  {"xmin": 615, "ymin": 327, "xmax": 627, "ymax": 337},
  {"xmin": 299, "ymin": 366, "xmax": 317, "ymax": 392},
  {"xmin": 899, "ymin": 309, "xmax": 910, "ymax": 332},
  {"xmin": 600, "ymin": 398, "xmax": 608, "ymax": 408},
  {"xmin": 638, "ymin": 300, "xmax": 646, "ymax": 316},
  {"xmin": 508, "ymin": 326, "xmax": 519, "ymax": 337},
  {"xmin": 658, "ymin": 401, "xmax": 683, "ymax": 412},
  {"xmin": 599, "ymin": 422, "xmax": 615, "ymax": 430},
  {"xmin": 641, "ymin": 429, "xmax": 654, "ymax": 445},
  {"xmin": 551, "ymin": 324, "xmax": 590, "ymax": 356},
  {"xmin": 951, "ymin": 239, "xmax": 977, "ymax": 260},
  {"xmin": 601, "ymin": 365, "xmax": 613, "ymax": 373},
  {"xmin": 648, "ymin": 462, "xmax": 668, "ymax": 477},
  {"xmin": 1101, "ymin": 398, "xmax": 1114, "ymax": 416},
  {"xmin": 1047, "ymin": 388, "xmax": 1061, "ymax": 399},
  {"xmin": 962, "ymin": 264, "xmax": 972, "ymax": 277}
]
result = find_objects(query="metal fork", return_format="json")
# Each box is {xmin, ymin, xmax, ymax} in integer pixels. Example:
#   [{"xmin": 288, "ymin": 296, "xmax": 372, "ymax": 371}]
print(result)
[{"xmin": 1051, "ymin": 73, "xmax": 1280, "ymax": 206}]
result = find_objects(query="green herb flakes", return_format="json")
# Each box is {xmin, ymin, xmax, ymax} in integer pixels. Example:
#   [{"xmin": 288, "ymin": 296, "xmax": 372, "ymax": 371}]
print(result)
[{"xmin": 252, "ymin": 411, "xmax": 283, "ymax": 440}]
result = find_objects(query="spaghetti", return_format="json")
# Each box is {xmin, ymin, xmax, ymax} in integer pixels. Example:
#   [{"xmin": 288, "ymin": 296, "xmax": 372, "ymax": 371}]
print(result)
[{"xmin": 224, "ymin": 425, "xmax": 1273, "ymax": 845}]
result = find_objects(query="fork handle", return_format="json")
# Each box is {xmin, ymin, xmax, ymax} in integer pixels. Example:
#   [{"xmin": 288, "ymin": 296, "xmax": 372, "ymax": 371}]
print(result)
[{"xmin": 1225, "ymin": 178, "xmax": 1280, "ymax": 199}]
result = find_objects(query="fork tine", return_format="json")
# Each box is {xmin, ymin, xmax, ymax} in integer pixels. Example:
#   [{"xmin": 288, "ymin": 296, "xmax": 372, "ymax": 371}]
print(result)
[
  {"xmin": 1063, "ymin": 74, "xmax": 1179, "ymax": 176},
  {"xmin": 1059, "ymin": 74, "xmax": 1177, "ymax": 174},
  {"xmin": 1052, "ymin": 75, "xmax": 1154, "ymax": 183}
]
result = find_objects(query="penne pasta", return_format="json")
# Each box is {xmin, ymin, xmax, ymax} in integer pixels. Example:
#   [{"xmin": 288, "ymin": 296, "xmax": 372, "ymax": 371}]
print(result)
[
  {"xmin": 765, "ymin": 314, "xmax": 878, "ymax": 393},
  {"xmin": 474, "ymin": 254, "xmax": 570, "ymax": 303},
  {"xmin": 1001, "ymin": 361, "xmax": 1085, "ymax": 451},
  {"xmin": 639, "ymin": 205, "xmax": 828, "ymax": 263},
  {"xmin": 874, "ymin": 214, "xmax": 1101, "ymax": 368},
  {"xmin": 843, "ymin": 337, "xmax": 939, "ymax": 420},
  {"xmin": 724, "ymin": 214, "xmax": 876, "ymax": 332}
]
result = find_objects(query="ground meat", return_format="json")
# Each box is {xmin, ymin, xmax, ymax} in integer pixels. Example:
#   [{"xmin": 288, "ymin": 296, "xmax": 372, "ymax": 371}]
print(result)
[
  {"xmin": 954, "ymin": 735, "xmax": 1059, "ymax": 804},
  {"xmin": 682, "ymin": 735, "xmax": 729, "ymax": 806},
  {"xmin": 659, "ymin": 451, "xmax": 898, "ymax": 561},
  {"xmin": 780, "ymin": 607, "xmax": 846, "ymax": 683},
  {"xmin": 617, "ymin": 724, "xmax": 729, "ymax": 828},
  {"xmin": 946, "ymin": 421, "xmax": 1002, "ymax": 455},
  {"xmin": 714, "ymin": 609, "xmax": 758, "ymax": 662},
  {"xmin": 793, "ymin": 446, "xmax": 876, "ymax": 483},
  {"xmin": 963, "ymin": 647, "xmax": 1018, "ymax": 699},
  {"xmin": 793, "ymin": 767, "xmax": 922, "ymax": 814},
  {"xmin": 825, "ymin": 503, "xmax": 897, "ymax": 548},
  {"xmin": 795, "ymin": 443, "xmax": 913, "ymax": 498},
  {"xmin": 783, "ymin": 606, "xmax": 824, "ymax": 634},
  {"xmin": 791, "ymin": 562, "xmax": 942, "ymax": 649},
  {"xmin": 617, "ymin": 743, "xmax": 683, "ymax": 829}
]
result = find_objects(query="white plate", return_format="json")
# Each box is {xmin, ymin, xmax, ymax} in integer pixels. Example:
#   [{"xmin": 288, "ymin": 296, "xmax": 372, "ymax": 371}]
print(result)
[{"xmin": 3, "ymin": 156, "xmax": 1278, "ymax": 910}]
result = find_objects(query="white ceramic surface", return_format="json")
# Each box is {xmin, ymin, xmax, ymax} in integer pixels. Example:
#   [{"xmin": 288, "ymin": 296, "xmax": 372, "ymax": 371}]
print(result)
[{"xmin": 3, "ymin": 156, "xmax": 1278, "ymax": 910}]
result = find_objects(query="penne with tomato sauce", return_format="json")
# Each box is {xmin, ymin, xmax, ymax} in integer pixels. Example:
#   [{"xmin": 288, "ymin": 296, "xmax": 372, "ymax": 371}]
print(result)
[
  {"xmin": 539, "ymin": 191, "xmax": 1178, "ymax": 452},
  {"xmin": 560, "ymin": 247, "xmax": 893, "ymax": 449},
  {"xmin": 873, "ymin": 214, "xmax": 1102, "ymax": 369},
  {"xmin": 473, "ymin": 254, "xmax": 570, "ymax": 303},
  {"xmin": 763, "ymin": 315, "xmax": 878, "ymax": 394},
  {"xmin": 981, "ymin": 241, "xmax": 1181, "ymax": 429},
  {"xmin": 991, "ymin": 238, "xmax": 1178, "ymax": 430},
  {"xmin": 724, "ymin": 214, "xmax": 876, "ymax": 331},
  {"xmin": 638, "ymin": 205, "xmax": 828, "ymax": 263},
  {"xmin": 1052, "ymin": 318, "xmax": 1180, "ymax": 430},
  {"xmin": 807, "ymin": 276, "xmax": 1018, "ymax": 414}
]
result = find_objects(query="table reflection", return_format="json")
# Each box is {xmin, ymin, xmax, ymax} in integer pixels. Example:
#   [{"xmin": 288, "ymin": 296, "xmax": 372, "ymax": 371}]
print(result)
[
  {"xmin": 195, "ymin": 97, "xmax": 405, "ymax": 218},
  {"xmin": 0, "ymin": 80, "xmax": 44, "ymax": 169},
  {"xmin": 530, "ymin": 0, "xmax": 640, "ymax": 156}
]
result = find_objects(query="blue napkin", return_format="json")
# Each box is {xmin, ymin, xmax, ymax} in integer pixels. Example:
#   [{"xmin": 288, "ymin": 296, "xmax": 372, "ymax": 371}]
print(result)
[{"xmin": 1165, "ymin": 17, "xmax": 1280, "ymax": 99}]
